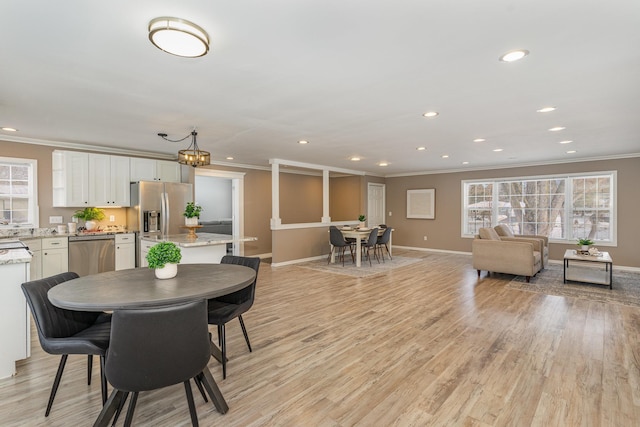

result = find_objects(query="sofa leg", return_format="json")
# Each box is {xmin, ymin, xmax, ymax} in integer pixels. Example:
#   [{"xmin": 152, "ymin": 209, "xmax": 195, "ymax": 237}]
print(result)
[
  {"xmin": 477, "ymin": 270, "xmax": 481, "ymax": 278},
  {"xmin": 526, "ymin": 276, "xmax": 531, "ymax": 283}
]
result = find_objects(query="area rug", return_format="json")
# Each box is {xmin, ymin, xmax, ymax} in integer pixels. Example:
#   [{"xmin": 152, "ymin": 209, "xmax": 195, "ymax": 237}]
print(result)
[
  {"xmin": 296, "ymin": 256, "xmax": 422, "ymax": 278},
  {"xmin": 507, "ymin": 264, "xmax": 640, "ymax": 308}
]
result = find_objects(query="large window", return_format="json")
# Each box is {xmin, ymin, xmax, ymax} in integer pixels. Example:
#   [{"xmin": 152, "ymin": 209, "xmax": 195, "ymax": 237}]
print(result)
[
  {"xmin": 462, "ymin": 171, "xmax": 616, "ymax": 244},
  {"xmin": 0, "ymin": 157, "xmax": 38, "ymax": 228}
]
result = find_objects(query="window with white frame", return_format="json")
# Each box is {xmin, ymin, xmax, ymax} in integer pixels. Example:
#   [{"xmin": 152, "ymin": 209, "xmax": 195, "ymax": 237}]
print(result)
[
  {"xmin": 462, "ymin": 171, "xmax": 616, "ymax": 244},
  {"xmin": 0, "ymin": 157, "xmax": 38, "ymax": 228}
]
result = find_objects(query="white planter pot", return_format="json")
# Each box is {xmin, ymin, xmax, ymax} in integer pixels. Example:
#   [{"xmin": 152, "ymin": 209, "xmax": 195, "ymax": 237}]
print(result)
[
  {"xmin": 581, "ymin": 245, "xmax": 589, "ymax": 252},
  {"xmin": 359, "ymin": 221, "xmax": 366, "ymax": 228},
  {"xmin": 85, "ymin": 220, "xmax": 97, "ymax": 231},
  {"xmin": 155, "ymin": 263, "xmax": 178, "ymax": 279},
  {"xmin": 185, "ymin": 217, "xmax": 199, "ymax": 226}
]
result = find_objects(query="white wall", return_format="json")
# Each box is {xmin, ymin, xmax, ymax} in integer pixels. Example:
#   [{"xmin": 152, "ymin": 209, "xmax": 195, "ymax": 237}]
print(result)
[{"xmin": 194, "ymin": 175, "xmax": 232, "ymax": 220}]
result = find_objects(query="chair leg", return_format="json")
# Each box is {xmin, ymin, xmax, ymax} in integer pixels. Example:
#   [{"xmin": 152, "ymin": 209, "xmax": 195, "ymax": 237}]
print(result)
[
  {"xmin": 238, "ymin": 315, "xmax": 252, "ymax": 352},
  {"xmin": 100, "ymin": 355, "xmax": 108, "ymax": 404},
  {"xmin": 46, "ymin": 354, "xmax": 68, "ymax": 416},
  {"xmin": 193, "ymin": 376, "xmax": 208, "ymax": 403},
  {"xmin": 217, "ymin": 325, "xmax": 223, "ymax": 347},
  {"xmin": 87, "ymin": 355, "xmax": 93, "ymax": 385},
  {"xmin": 123, "ymin": 392, "xmax": 139, "ymax": 427},
  {"xmin": 220, "ymin": 324, "xmax": 227, "ymax": 379},
  {"xmin": 385, "ymin": 243, "xmax": 392, "ymax": 260},
  {"xmin": 184, "ymin": 380, "xmax": 199, "ymax": 427},
  {"xmin": 111, "ymin": 391, "xmax": 129, "ymax": 426}
]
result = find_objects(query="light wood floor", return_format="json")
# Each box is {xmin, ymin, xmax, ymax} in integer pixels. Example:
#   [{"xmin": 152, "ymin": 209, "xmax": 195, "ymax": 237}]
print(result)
[{"xmin": 2, "ymin": 250, "xmax": 640, "ymax": 426}]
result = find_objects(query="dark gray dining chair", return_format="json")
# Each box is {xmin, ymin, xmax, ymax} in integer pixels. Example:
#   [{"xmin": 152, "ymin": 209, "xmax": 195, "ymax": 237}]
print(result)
[
  {"xmin": 93, "ymin": 299, "xmax": 221, "ymax": 427},
  {"xmin": 376, "ymin": 227, "xmax": 393, "ymax": 262},
  {"xmin": 207, "ymin": 255, "xmax": 260, "ymax": 379},
  {"xmin": 21, "ymin": 272, "xmax": 111, "ymax": 417},
  {"xmin": 361, "ymin": 228, "xmax": 380, "ymax": 266},
  {"xmin": 328, "ymin": 225, "xmax": 355, "ymax": 266}
]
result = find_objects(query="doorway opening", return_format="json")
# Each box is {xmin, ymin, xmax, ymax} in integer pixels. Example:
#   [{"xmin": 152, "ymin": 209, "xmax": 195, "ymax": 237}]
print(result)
[{"xmin": 194, "ymin": 169, "xmax": 245, "ymax": 255}]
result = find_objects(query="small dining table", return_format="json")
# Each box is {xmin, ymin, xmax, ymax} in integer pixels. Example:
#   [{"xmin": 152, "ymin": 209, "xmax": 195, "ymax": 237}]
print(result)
[
  {"xmin": 48, "ymin": 263, "xmax": 256, "ymax": 421},
  {"xmin": 330, "ymin": 227, "xmax": 393, "ymax": 267}
]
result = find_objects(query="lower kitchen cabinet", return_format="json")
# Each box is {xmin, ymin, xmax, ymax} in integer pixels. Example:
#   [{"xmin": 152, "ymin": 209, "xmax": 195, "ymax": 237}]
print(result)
[
  {"xmin": 42, "ymin": 237, "xmax": 69, "ymax": 278},
  {"xmin": 21, "ymin": 238, "xmax": 42, "ymax": 281},
  {"xmin": 115, "ymin": 233, "xmax": 135, "ymax": 270}
]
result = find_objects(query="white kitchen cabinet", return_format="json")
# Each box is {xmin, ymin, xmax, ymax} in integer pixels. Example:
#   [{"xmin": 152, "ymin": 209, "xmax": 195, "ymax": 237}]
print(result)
[
  {"xmin": 53, "ymin": 151, "xmax": 131, "ymax": 207},
  {"xmin": 115, "ymin": 233, "xmax": 136, "ymax": 270},
  {"xmin": 41, "ymin": 237, "xmax": 69, "ymax": 277},
  {"xmin": 88, "ymin": 154, "xmax": 131, "ymax": 207},
  {"xmin": 139, "ymin": 239, "xmax": 156, "ymax": 268},
  {"xmin": 130, "ymin": 158, "xmax": 181, "ymax": 182},
  {"xmin": 22, "ymin": 238, "xmax": 42, "ymax": 281},
  {"xmin": 0, "ymin": 258, "xmax": 31, "ymax": 379},
  {"xmin": 52, "ymin": 151, "xmax": 90, "ymax": 207}
]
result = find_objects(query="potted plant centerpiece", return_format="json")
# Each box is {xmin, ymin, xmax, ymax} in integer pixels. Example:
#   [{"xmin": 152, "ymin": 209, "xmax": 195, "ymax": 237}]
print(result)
[
  {"xmin": 358, "ymin": 214, "xmax": 366, "ymax": 228},
  {"xmin": 577, "ymin": 238, "xmax": 594, "ymax": 252},
  {"xmin": 73, "ymin": 207, "xmax": 105, "ymax": 231},
  {"xmin": 183, "ymin": 201, "xmax": 203, "ymax": 226},
  {"xmin": 146, "ymin": 241, "xmax": 182, "ymax": 279}
]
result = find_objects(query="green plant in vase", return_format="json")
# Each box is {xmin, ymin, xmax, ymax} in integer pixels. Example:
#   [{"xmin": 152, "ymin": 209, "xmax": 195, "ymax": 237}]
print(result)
[
  {"xmin": 146, "ymin": 242, "xmax": 182, "ymax": 279},
  {"xmin": 73, "ymin": 207, "xmax": 105, "ymax": 231},
  {"xmin": 183, "ymin": 202, "xmax": 203, "ymax": 226},
  {"xmin": 358, "ymin": 214, "xmax": 366, "ymax": 228},
  {"xmin": 577, "ymin": 238, "xmax": 594, "ymax": 252}
]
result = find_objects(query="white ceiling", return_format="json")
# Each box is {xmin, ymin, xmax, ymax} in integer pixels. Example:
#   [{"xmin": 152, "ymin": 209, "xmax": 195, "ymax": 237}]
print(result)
[{"xmin": 1, "ymin": 0, "xmax": 639, "ymax": 175}]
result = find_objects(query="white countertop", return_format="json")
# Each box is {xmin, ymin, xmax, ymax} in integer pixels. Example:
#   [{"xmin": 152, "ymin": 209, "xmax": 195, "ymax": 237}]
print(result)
[
  {"xmin": 140, "ymin": 233, "xmax": 257, "ymax": 248},
  {"xmin": 0, "ymin": 248, "xmax": 32, "ymax": 265}
]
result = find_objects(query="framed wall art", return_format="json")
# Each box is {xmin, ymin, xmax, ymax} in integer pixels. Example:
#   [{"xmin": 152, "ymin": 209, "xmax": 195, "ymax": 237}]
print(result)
[{"xmin": 406, "ymin": 189, "xmax": 435, "ymax": 219}]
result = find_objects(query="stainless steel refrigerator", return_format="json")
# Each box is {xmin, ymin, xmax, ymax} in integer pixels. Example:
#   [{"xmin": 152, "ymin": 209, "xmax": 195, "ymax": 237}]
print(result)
[{"xmin": 128, "ymin": 181, "xmax": 193, "ymax": 265}]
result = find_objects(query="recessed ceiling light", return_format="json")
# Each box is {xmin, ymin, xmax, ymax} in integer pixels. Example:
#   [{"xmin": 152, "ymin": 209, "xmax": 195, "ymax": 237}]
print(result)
[
  {"xmin": 536, "ymin": 107, "xmax": 556, "ymax": 113},
  {"xmin": 493, "ymin": 148, "xmax": 504, "ymax": 152},
  {"xmin": 559, "ymin": 140, "xmax": 573, "ymax": 144},
  {"xmin": 422, "ymin": 111, "xmax": 439, "ymax": 118},
  {"xmin": 499, "ymin": 49, "xmax": 529, "ymax": 62},
  {"xmin": 1, "ymin": 127, "xmax": 18, "ymax": 132},
  {"xmin": 378, "ymin": 162, "xmax": 388, "ymax": 167},
  {"xmin": 566, "ymin": 150, "xmax": 577, "ymax": 154},
  {"xmin": 441, "ymin": 155, "xmax": 449, "ymax": 159},
  {"xmin": 226, "ymin": 156, "xmax": 234, "ymax": 160},
  {"xmin": 350, "ymin": 156, "xmax": 361, "ymax": 161},
  {"xmin": 298, "ymin": 140, "xmax": 309, "ymax": 144},
  {"xmin": 549, "ymin": 126, "xmax": 566, "ymax": 132},
  {"xmin": 416, "ymin": 146, "xmax": 427, "ymax": 151},
  {"xmin": 462, "ymin": 161, "xmax": 469, "ymax": 165},
  {"xmin": 473, "ymin": 138, "xmax": 486, "ymax": 143}
]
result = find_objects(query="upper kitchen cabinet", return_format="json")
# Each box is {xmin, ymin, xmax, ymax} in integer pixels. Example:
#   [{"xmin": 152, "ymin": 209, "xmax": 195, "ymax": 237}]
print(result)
[
  {"xmin": 53, "ymin": 151, "xmax": 131, "ymax": 207},
  {"xmin": 130, "ymin": 158, "xmax": 181, "ymax": 182},
  {"xmin": 52, "ymin": 151, "xmax": 90, "ymax": 207},
  {"xmin": 88, "ymin": 154, "xmax": 130, "ymax": 206}
]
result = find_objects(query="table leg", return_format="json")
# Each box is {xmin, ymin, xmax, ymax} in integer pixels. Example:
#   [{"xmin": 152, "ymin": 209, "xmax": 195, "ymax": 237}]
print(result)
[
  {"xmin": 609, "ymin": 262, "xmax": 613, "ymax": 289},
  {"xmin": 198, "ymin": 366, "xmax": 229, "ymax": 414},
  {"xmin": 388, "ymin": 232, "xmax": 392, "ymax": 257},
  {"xmin": 356, "ymin": 236, "xmax": 362, "ymax": 267},
  {"xmin": 563, "ymin": 258, "xmax": 567, "ymax": 283},
  {"xmin": 330, "ymin": 244, "xmax": 335, "ymax": 264},
  {"xmin": 92, "ymin": 389, "xmax": 126, "ymax": 427}
]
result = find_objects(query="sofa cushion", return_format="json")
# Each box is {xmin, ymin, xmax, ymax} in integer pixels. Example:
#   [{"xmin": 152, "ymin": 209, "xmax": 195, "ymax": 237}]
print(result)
[
  {"xmin": 494, "ymin": 224, "xmax": 514, "ymax": 237},
  {"xmin": 479, "ymin": 228, "xmax": 501, "ymax": 240}
]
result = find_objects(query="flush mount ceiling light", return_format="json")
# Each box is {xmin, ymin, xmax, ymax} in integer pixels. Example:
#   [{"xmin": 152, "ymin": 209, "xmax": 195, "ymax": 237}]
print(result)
[
  {"xmin": 423, "ymin": 111, "xmax": 439, "ymax": 118},
  {"xmin": 559, "ymin": 140, "xmax": 573, "ymax": 144},
  {"xmin": 378, "ymin": 162, "xmax": 388, "ymax": 167},
  {"xmin": 148, "ymin": 17, "xmax": 209, "ymax": 58},
  {"xmin": 473, "ymin": 138, "xmax": 486, "ymax": 142},
  {"xmin": 158, "ymin": 129, "xmax": 211, "ymax": 167},
  {"xmin": 416, "ymin": 146, "xmax": 427, "ymax": 151},
  {"xmin": 549, "ymin": 126, "xmax": 566, "ymax": 132},
  {"xmin": 298, "ymin": 140, "xmax": 309, "ymax": 144},
  {"xmin": 499, "ymin": 49, "xmax": 529, "ymax": 62},
  {"xmin": 1, "ymin": 127, "xmax": 18, "ymax": 132},
  {"xmin": 493, "ymin": 148, "xmax": 504, "ymax": 152},
  {"xmin": 537, "ymin": 106, "xmax": 556, "ymax": 113},
  {"xmin": 441, "ymin": 155, "xmax": 449, "ymax": 159},
  {"xmin": 350, "ymin": 156, "xmax": 361, "ymax": 161}
]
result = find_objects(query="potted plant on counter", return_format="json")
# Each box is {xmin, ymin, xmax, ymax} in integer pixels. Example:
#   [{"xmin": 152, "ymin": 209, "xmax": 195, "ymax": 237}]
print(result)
[
  {"xmin": 358, "ymin": 214, "xmax": 366, "ymax": 228},
  {"xmin": 73, "ymin": 207, "xmax": 105, "ymax": 231},
  {"xmin": 183, "ymin": 201, "xmax": 203, "ymax": 226},
  {"xmin": 146, "ymin": 242, "xmax": 182, "ymax": 279}
]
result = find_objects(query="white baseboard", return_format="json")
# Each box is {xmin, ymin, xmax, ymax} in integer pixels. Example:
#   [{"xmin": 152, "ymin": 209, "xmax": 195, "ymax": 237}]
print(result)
[{"xmin": 271, "ymin": 255, "xmax": 325, "ymax": 267}]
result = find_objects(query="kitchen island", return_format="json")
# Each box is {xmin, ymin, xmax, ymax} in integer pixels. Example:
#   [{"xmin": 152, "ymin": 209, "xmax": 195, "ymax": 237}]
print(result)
[{"xmin": 139, "ymin": 233, "xmax": 257, "ymax": 266}]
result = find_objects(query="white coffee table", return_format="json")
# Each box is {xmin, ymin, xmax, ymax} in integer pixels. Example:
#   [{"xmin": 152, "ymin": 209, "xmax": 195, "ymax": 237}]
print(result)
[{"xmin": 563, "ymin": 249, "xmax": 613, "ymax": 289}]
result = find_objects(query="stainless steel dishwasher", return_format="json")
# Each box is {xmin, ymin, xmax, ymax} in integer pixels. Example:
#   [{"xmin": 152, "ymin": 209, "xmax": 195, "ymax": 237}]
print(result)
[{"xmin": 68, "ymin": 234, "xmax": 116, "ymax": 277}]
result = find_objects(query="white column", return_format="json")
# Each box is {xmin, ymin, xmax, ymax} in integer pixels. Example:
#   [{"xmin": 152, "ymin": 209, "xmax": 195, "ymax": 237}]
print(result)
[{"xmin": 322, "ymin": 169, "xmax": 331, "ymax": 223}]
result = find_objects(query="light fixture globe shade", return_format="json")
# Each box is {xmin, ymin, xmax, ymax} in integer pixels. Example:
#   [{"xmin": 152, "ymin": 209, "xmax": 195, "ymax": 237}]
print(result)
[{"xmin": 149, "ymin": 17, "xmax": 209, "ymax": 58}]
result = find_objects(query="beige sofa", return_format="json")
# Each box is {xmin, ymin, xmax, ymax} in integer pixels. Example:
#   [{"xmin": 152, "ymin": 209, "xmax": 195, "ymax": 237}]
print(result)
[
  {"xmin": 472, "ymin": 227, "xmax": 542, "ymax": 282},
  {"xmin": 494, "ymin": 224, "xmax": 549, "ymax": 267}
]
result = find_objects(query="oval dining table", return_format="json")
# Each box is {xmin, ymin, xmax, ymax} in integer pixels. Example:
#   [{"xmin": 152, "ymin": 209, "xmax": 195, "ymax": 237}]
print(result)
[{"xmin": 47, "ymin": 263, "xmax": 256, "ymax": 423}]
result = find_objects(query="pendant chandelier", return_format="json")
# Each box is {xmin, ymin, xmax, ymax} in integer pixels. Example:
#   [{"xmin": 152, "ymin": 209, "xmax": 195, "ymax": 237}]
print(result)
[{"xmin": 158, "ymin": 130, "xmax": 211, "ymax": 167}]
